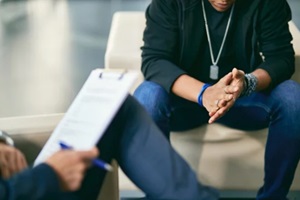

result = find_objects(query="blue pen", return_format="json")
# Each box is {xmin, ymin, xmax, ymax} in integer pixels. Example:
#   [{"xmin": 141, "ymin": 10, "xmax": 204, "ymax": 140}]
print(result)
[{"xmin": 59, "ymin": 141, "xmax": 113, "ymax": 171}]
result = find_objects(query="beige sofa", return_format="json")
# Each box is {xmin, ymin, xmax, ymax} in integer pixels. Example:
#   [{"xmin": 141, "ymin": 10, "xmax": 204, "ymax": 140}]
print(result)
[{"xmin": 105, "ymin": 11, "xmax": 300, "ymax": 197}]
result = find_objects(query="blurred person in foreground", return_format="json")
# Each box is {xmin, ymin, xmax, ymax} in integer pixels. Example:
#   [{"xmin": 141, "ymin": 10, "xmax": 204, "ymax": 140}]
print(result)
[
  {"xmin": 0, "ymin": 129, "xmax": 98, "ymax": 199},
  {"xmin": 1, "ymin": 94, "xmax": 219, "ymax": 200}
]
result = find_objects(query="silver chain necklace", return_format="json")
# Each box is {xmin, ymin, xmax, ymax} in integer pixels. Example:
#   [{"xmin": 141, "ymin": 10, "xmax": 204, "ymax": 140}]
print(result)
[{"xmin": 201, "ymin": 0, "xmax": 235, "ymax": 80}]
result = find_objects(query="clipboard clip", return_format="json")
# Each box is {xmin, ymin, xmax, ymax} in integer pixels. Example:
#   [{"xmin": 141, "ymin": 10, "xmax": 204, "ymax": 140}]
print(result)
[{"xmin": 99, "ymin": 70, "xmax": 127, "ymax": 80}]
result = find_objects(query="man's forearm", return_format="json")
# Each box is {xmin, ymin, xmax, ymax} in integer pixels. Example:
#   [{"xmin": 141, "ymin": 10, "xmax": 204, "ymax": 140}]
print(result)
[
  {"xmin": 1, "ymin": 164, "xmax": 61, "ymax": 200},
  {"xmin": 251, "ymin": 68, "xmax": 272, "ymax": 91},
  {"xmin": 171, "ymin": 74, "xmax": 205, "ymax": 103}
]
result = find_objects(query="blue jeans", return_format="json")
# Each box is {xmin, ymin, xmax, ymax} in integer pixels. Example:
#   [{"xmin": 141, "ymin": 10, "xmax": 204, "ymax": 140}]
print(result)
[
  {"xmin": 58, "ymin": 95, "xmax": 219, "ymax": 200},
  {"xmin": 133, "ymin": 80, "xmax": 300, "ymax": 200}
]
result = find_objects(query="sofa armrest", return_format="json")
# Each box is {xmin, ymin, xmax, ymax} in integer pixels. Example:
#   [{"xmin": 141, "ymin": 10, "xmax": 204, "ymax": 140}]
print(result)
[
  {"xmin": 105, "ymin": 11, "xmax": 145, "ymax": 71},
  {"xmin": 289, "ymin": 21, "xmax": 300, "ymax": 82},
  {"xmin": 0, "ymin": 114, "xmax": 63, "ymax": 163},
  {"xmin": 105, "ymin": 12, "xmax": 145, "ymax": 93}
]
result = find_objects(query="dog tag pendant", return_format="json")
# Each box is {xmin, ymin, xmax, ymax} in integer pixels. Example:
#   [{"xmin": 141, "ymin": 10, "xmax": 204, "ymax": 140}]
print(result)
[{"xmin": 210, "ymin": 65, "xmax": 219, "ymax": 80}]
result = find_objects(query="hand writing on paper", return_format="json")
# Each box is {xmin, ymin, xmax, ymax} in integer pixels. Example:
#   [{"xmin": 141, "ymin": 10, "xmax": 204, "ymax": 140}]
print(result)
[{"xmin": 45, "ymin": 147, "xmax": 98, "ymax": 191}]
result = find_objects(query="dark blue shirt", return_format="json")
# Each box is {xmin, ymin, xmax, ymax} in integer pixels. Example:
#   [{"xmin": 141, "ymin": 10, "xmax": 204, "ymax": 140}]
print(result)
[{"xmin": 0, "ymin": 164, "xmax": 62, "ymax": 200}]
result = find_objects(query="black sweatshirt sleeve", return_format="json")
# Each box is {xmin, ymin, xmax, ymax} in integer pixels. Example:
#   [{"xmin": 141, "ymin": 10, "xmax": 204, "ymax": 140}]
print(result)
[{"xmin": 0, "ymin": 164, "xmax": 61, "ymax": 200}]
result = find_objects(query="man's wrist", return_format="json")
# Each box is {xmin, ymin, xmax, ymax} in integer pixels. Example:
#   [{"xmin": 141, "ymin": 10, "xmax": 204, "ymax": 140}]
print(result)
[
  {"xmin": 240, "ymin": 73, "xmax": 258, "ymax": 97},
  {"xmin": 0, "ymin": 130, "xmax": 14, "ymax": 146},
  {"xmin": 197, "ymin": 83, "xmax": 211, "ymax": 106}
]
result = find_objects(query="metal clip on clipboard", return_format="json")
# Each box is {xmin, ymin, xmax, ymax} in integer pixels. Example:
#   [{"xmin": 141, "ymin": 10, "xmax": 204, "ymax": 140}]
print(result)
[{"xmin": 98, "ymin": 69, "xmax": 127, "ymax": 80}]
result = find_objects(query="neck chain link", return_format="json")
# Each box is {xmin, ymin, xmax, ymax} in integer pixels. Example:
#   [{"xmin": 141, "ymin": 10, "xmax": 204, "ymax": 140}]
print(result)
[{"xmin": 201, "ymin": 0, "xmax": 235, "ymax": 67}]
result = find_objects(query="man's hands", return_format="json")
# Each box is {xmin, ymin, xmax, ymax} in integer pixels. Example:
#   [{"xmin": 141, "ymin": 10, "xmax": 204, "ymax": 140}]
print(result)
[
  {"xmin": 202, "ymin": 72, "xmax": 235, "ymax": 112},
  {"xmin": 45, "ymin": 147, "xmax": 99, "ymax": 191},
  {"xmin": 203, "ymin": 68, "xmax": 245, "ymax": 123},
  {"xmin": 0, "ymin": 143, "xmax": 28, "ymax": 179}
]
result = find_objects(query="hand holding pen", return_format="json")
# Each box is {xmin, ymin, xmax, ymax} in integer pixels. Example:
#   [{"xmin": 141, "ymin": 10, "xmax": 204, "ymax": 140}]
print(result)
[
  {"xmin": 59, "ymin": 141, "xmax": 113, "ymax": 171},
  {"xmin": 45, "ymin": 145, "xmax": 99, "ymax": 191}
]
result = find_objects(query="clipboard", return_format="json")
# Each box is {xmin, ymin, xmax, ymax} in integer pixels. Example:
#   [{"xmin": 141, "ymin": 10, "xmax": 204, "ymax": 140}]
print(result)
[{"xmin": 34, "ymin": 69, "xmax": 138, "ymax": 166}]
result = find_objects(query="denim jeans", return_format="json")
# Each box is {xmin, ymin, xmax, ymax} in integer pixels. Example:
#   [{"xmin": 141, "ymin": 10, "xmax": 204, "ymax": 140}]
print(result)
[
  {"xmin": 59, "ymin": 95, "xmax": 219, "ymax": 200},
  {"xmin": 133, "ymin": 80, "xmax": 300, "ymax": 200}
]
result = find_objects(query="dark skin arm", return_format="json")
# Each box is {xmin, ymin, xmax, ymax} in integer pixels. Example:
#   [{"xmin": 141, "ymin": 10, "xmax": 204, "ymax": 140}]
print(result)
[
  {"xmin": 208, "ymin": 68, "xmax": 271, "ymax": 123},
  {"xmin": 172, "ymin": 73, "xmax": 234, "ymax": 114}
]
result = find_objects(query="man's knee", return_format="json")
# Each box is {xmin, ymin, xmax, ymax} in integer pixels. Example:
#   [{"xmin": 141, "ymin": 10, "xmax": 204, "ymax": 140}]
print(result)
[
  {"xmin": 271, "ymin": 80, "xmax": 300, "ymax": 139},
  {"xmin": 133, "ymin": 81, "xmax": 170, "ymax": 118},
  {"xmin": 272, "ymin": 80, "xmax": 300, "ymax": 107}
]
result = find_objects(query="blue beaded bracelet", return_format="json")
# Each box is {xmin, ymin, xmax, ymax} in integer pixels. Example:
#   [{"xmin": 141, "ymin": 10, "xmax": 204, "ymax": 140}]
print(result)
[{"xmin": 197, "ymin": 83, "xmax": 211, "ymax": 106}]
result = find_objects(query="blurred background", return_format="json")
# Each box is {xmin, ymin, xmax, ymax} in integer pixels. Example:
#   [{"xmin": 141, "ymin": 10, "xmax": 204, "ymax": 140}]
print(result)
[
  {"xmin": 0, "ymin": 0, "xmax": 298, "ymax": 117},
  {"xmin": 0, "ymin": 0, "xmax": 150, "ymax": 118},
  {"xmin": 0, "ymin": 0, "xmax": 299, "ymax": 199}
]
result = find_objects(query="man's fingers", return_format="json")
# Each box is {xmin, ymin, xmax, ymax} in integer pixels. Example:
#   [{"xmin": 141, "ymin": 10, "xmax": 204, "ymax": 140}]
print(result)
[
  {"xmin": 220, "ymin": 72, "xmax": 233, "ymax": 85},
  {"xmin": 224, "ymin": 85, "xmax": 239, "ymax": 94},
  {"xmin": 232, "ymin": 68, "xmax": 245, "ymax": 79},
  {"xmin": 15, "ymin": 153, "xmax": 22, "ymax": 171},
  {"xmin": 22, "ymin": 155, "xmax": 28, "ymax": 169},
  {"xmin": 78, "ymin": 147, "xmax": 99, "ymax": 161},
  {"xmin": 232, "ymin": 68, "xmax": 238, "ymax": 78},
  {"xmin": 219, "ymin": 99, "xmax": 227, "ymax": 107},
  {"xmin": 16, "ymin": 151, "xmax": 27, "ymax": 172},
  {"xmin": 8, "ymin": 152, "xmax": 17, "ymax": 173},
  {"xmin": 1, "ymin": 167, "xmax": 11, "ymax": 179},
  {"xmin": 208, "ymin": 106, "xmax": 228, "ymax": 123},
  {"xmin": 209, "ymin": 110, "xmax": 222, "ymax": 123},
  {"xmin": 66, "ymin": 171, "xmax": 84, "ymax": 191},
  {"xmin": 208, "ymin": 99, "xmax": 235, "ymax": 123},
  {"xmin": 0, "ymin": 155, "xmax": 11, "ymax": 179}
]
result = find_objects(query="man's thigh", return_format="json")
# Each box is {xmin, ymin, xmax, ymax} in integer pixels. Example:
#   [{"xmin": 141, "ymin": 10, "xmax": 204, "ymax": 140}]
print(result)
[
  {"xmin": 169, "ymin": 91, "xmax": 271, "ymax": 132},
  {"xmin": 217, "ymin": 92, "xmax": 270, "ymax": 131},
  {"xmin": 170, "ymin": 95, "xmax": 209, "ymax": 131}
]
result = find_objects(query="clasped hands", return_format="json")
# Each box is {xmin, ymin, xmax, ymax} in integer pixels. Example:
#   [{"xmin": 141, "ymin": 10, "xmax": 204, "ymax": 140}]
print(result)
[{"xmin": 202, "ymin": 68, "xmax": 245, "ymax": 123}]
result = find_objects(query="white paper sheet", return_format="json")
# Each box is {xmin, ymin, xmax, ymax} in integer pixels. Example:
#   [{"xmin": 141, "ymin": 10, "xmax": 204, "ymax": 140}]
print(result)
[{"xmin": 34, "ymin": 69, "xmax": 138, "ymax": 166}]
